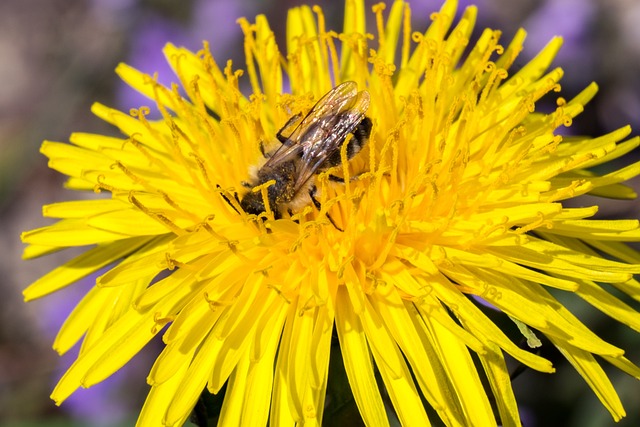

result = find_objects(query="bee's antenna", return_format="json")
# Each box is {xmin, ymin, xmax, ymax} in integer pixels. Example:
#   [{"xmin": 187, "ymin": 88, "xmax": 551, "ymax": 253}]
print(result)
[{"xmin": 216, "ymin": 184, "xmax": 241, "ymax": 214}]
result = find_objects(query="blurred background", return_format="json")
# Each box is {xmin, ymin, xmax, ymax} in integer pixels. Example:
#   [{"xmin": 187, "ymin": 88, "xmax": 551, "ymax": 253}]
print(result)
[{"xmin": 1, "ymin": 0, "xmax": 638, "ymax": 426}]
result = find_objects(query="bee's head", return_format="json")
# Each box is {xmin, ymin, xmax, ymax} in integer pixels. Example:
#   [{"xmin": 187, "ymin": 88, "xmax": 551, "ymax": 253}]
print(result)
[{"xmin": 240, "ymin": 190, "xmax": 280, "ymax": 219}]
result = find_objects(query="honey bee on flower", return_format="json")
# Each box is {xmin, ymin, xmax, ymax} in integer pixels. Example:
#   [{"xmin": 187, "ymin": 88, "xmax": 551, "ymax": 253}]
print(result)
[
  {"xmin": 239, "ymin": 81, "xmax": 372, "ymax": 227},
  {"xmin": 21, "ymin": 0, "xmax": 640, "ymax": 426}
]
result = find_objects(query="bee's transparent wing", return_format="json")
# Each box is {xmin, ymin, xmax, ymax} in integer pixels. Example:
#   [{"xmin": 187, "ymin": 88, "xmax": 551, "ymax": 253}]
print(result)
[
  {"xmin": 292, "ymin": 88, "xmax": 370, "ymax": 191},
  {"xmin": 262, "ymin": 81, "xmax": 361, "ymax": 168}
]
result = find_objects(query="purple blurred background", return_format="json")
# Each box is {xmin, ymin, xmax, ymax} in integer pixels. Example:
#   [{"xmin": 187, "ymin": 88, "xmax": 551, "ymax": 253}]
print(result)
[{"xmin": 1, "ymin": 0, "xmax": 638, "ymax": 426}]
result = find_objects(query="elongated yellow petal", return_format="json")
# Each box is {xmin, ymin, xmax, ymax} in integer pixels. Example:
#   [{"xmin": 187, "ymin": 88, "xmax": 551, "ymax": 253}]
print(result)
[
  {"xmin": 477, "ymin": 344, "xmax": 522, "ymax": 427},
  {"xmin": 23, "ymin": 238, "xmax": 150, "ymax": 300},
  {"xmin": 335, "ymin": 287, "xmax": 389, "ymax": 426},
  {"xmin": 550, "ymin": 337, "xmax": 626, "ymax": 421}
]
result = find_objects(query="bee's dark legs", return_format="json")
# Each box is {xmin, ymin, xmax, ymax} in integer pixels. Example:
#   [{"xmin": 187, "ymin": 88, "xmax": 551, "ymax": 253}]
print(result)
[
  {"xmin": 276, "ymin": 113, "xmax": 302, "ymax": 144},
  {"xmin": 309, "ymin": 186, "xmax": 322, "ymax": 210},
  {"xmin": 259, "ymin": 140, "xmax": 268, "ymax": 157},
  {"xmin": 328, "ymin": 173, "xmax": 370, "ymax": 183},
  {"xmin": 262, "ymin": 112, "xmax": 303, "ymax": 157},
  {"xmin": 216, "ymin": 184, "xmax": 241, "ymax": 214},
  {"xmin": 309, "ymin": 186, "xmax": 344, "ymax": 232},
  {"xmin": 275, "ymin": 133, "xmax": 288, "ymax": 144},
  {"xmin": 287, "ymin": 208, "xmax": 301, "ymax": 225}
]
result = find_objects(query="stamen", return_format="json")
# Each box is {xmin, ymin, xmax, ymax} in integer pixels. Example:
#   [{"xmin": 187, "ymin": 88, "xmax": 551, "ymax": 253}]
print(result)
[
  {"xmin": 130, "ymin": 105, "xmax": 171, "ymax": 153},
  {"xmin": 191, "ymin": 154, "xmax": 217, "ymax": 196},
  {"xmin": 152, "ymin": 313, "xmax": 173, "ymax": 334},
  {"xmin": 93, "ymin": 175, "xmax": 119, "ymax": 193},
  {"xmin": 515, "ymin": 212, "xmax": 553, "ymax": 234},
  {"xmin": 129, "ymin": 192, "xmax": 186, "ymax": 236},
  {"xmin": 371, "ymin": 227, "xmax": 399, "ymax": 270},
  {"xmin": 339, "ymin": 136, "xmax": 352, "ymax": 197},
  {"xmin": 112, "ymin": 161, "xmax": 143, "ymax": 185},
  {"xmin": 325, "ymin": 31, "xmax": 341, "ymax": 84},
  {"xmin": 196, "ymin": 218, "xmax": 232, "ymax": 243},
  {"xmin": 311, "ymin": 6, "xmax": 333, "ymax": 88},
  {"xmin": 237, "ymin": 18, "xmax": 261, "ymax": 96},
  {"xmin": 372, "ymin": 3, "xmax": 386, "ymax": 52},
  {"xmin": 266, "ymin": 284, "xmax": 292, "ymax": 304},
  {"xmin": 219, "ymin": 240, "xmax": 239, "ymax": 253},
  {"xmin": 401, "ymin": 2, "xmax": 411, "ymax": 69},
  {"xmin": 124, "ymin": 134, "xmax": 167, "ymax": 170},
  {"xmin": 251, "ymin": 179, "xmax": 276, "ymax": 219},
  {"xmin": 299, "ymin": 294, "xmax": 327, "ymax": 316},
  {"xmin": 337, "ymin": 255, "xmax": 355, "ymax": 280},
  {"xmin": 545, "ymin": 179, "xmax": 589, "ymax": 202},
  {"xmin": 204, "ymin": 292, "xmax": 235, "ymax": 309}
]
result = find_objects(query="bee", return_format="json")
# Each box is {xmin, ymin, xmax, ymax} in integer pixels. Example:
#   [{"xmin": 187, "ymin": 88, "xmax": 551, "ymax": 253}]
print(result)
[{"xmin": 239, "ymin": 81, "xmax": 372, "ymax": 225}]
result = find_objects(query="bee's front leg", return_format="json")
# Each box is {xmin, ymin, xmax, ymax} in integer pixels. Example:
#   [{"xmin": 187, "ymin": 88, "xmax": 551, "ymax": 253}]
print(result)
[
  {"xmin": 276, "ymin": 113, "xmax": 302, "ymax": 143},
  {"xmin": 259, "ymin": 140, "xmax": 269, "ymax": 158},
  {"xmin": 216, "ymin": 184, "xmax": 241, "ymax": 214}
]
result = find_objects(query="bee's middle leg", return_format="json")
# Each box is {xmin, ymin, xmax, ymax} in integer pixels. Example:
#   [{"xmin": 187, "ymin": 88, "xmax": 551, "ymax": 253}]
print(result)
[
  {"xmin": 259, "ymin": 140, "xmax": 270, "ymax": 158},
  {"xmin": 309, "ymin": 185, "xmax": 343, "ymax": 232}
]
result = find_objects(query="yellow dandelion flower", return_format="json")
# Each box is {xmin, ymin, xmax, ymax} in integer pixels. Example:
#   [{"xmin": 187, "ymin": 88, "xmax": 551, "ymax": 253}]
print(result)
[{"xmin": 22, "ymin": 0, "xmax": 640, "ymax": 425}]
